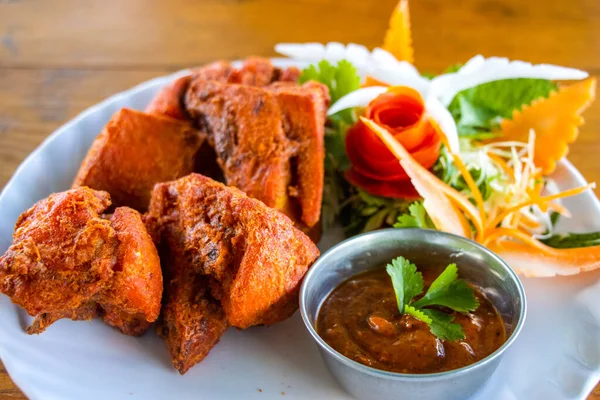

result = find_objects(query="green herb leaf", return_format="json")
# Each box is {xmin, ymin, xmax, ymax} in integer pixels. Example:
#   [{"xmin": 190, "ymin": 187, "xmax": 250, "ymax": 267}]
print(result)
[
  {"xmin": 393, "ymin": 201, "xmax": 436, "ymax": 229},
  {"xmin": 447, "ymin": 78, "xmax": 557, "ymax": 138},
  {"xmin": 299, "ymin": 59, "xmax": 360, "ymax": 124},
  {"xmin": 421, "ymin": 309, "xmax": 466, "ymax": 341},
  {"xmin": 411, "ymin": 264, "xmax": 479, "ymax": 313},
  {"xmin": 386, "ymin": 256, "xmax": 424, "ymax": 313},
  {"xmin": 540, "ymin": 231, "xmax": 600, "ymax": 249},
  {"xmin": 404, "ymin": 304, "xmax": 432, "ymax": 324}
]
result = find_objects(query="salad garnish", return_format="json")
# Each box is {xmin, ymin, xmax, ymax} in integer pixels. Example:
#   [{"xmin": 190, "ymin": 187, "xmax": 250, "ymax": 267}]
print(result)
[
  {"xmin": 280, "ymin": 0, "xmax": 600, "ymax": 276},
  {"xmin": 386, "ymin": 257, "xmax": 478, "ymax": 341}
]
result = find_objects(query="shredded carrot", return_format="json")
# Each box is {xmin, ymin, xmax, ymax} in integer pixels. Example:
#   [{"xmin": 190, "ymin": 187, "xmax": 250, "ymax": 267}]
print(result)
[
  {"xmin": 485, "ymin": 183, "xmax": 595, "ymax": 232},
  {"xmin": 548, "ymin": 201, "xmax": 571, "ymax": 217},
  {"xmin": 487, "ymin": 152, "xmax": 514, "ymax": 178},
  {"xmin": 382, "ymin": 0, "xmax": 414, "ymax": 63},
  {"xmin": 482, "ymin": 227, "xmax": 549, "ymax": 250},
  {"xmin": 518, "ymin": 217, "xmax": 542, "ymax": 230},
  {"xmin": 431, "ymin": 120, "xmax": 487, "ymax": 232}
]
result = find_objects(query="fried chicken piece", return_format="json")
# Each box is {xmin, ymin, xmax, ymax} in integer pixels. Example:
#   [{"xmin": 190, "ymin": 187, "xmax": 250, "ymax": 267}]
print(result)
[
  {"xmin": 279, "ymin": 66, "xmax": 301, "ymax": 83},
  {"xmin": 268, "ymin": 81, "xmax": 330, "ymax": 228},
  {"xmin": 147, "ymin": 173, "xmax": 319, "ymax": 327},
  {"xmin": 0, "ymin": 188, "xmax": 162, "ymax": 335},
  {"xmin": 145, "ymin": 61, "xmax": 236, "ymax": 120},
  {"xmin": 146, "ymin": 174, "xmax": 319, "ymax": 373},
  {"xmin": 73, "ymin": 108, "xmax": 203, "ymax": 212},
  {"xmin": 101, "ymin": 207, "xmax": 163, "ymax": 335},
  {"xmin": 234, "ymin": 56, "xmax": 280, "ymax": 86},
  {"xmin": 145, "ymin": 75, "xmax": 192, "ymax": 121},
  {"xmin": 145, "ymin": 58, "xmax": 300, "ymax": 121},
  {"xmin": 157, "ymin": 270, "xmax": 228, "ymax": 375},
  {"xmin": 185, "ymin": 80, "xmax": 294, "ymax": 212}
]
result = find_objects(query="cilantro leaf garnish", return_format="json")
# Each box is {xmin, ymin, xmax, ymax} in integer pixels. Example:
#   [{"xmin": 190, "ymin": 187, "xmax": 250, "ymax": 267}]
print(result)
[
  {"xmin": 411, "ymin": 264, "xmax": 479, "ymax": 313},
  {"xmin": 299, "ymin": 59, "xmax": 360, "ymax": 124},
  {"xmin": 385, "ymin": 257, "xmax": 479, "ymax": 341},
  {"xmin": 393, "ymin": 201, "xmax": 436, "ymax": 229},
  {"xmin": 386, "ymin": 257, "xmax": 424, "ymax": 312},
  {"xmin": 421, "ymin": 309, "xmax": 466, "ymax": 342},
  {"xmin": 404, "ymin": 305, "xmax": 432, "ymax": 324}
]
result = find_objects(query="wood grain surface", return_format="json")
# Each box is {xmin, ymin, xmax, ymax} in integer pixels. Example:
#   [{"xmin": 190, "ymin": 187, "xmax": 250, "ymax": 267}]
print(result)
[{"xmin": 0, "ymin": 0, "xmax": 599, "ymax": 398}]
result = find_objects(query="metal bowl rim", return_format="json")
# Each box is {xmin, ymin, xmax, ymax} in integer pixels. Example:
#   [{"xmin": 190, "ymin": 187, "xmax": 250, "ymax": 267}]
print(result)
[{"xmin": 300, "ymin": 228, "xmax": 527, "ymax": 381}]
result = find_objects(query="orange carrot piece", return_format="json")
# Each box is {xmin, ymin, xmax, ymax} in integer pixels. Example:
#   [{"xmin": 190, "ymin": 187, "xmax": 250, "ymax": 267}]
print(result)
[
  {"xmin": 382, "ymin": 0, "xmax": 414, "ymax": 63},
  {"xmin": 488, "ymin": 236, "xmax": 600, "ymax": 277},
  {"xmin": 496, "ymin": 78, "xmax": 597, "ymax": 175},
  {"xmin": 485, "ymin": 183, "xmax": 595, "ymax": 232}
]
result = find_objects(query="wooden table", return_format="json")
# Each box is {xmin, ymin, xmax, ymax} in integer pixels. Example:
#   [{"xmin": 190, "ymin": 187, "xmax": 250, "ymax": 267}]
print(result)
[{"xmin": 0, "ymin": 0, "xmax": 599, "ymax": 398}]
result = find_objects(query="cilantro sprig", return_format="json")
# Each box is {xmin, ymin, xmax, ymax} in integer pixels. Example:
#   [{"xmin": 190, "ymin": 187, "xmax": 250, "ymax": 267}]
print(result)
[
  {"xmin": 386, "ymin": 257, "xmax": 479, "ymax": 341},
  {"xmin": 393, "ymin": 201, "xmax": 436, "ymax": 229}
]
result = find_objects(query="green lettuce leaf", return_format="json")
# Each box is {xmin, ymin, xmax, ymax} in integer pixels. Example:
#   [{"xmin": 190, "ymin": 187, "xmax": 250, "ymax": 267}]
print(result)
[
  {"xmin": 447, "ymin": 78, "xmax": 557, "ymax": 137},
  {"xmin": 541, "ymin": 231, "xmax": 600, "ymax": 249}
]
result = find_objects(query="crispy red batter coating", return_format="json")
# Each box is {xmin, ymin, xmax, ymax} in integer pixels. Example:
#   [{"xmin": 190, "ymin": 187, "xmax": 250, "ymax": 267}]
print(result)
[
  {"xmin": 145, "ymin": 75, "xmax": 192, "ymax": 121},
  {"xmin": 146, "ymin": 174, "xmax": 319, "ymax": 373},
  {"xmin": 268, "ymin": 81, "xmax": 330, "ymax": 228},
  {"xmin": 157, "ymin": 270, "xmax": 228, "ymax": 375},
  {"xmin": 101, "ymin": 207, "xmax": 163, "ymax": 336},
  {"xmin": 0, "ymin": 188, "xmax": 162, "ymax": 335},
  {"xmin": 185, "ymin": 80, "xmax": 295, "ymax": 212},
  {"xmin": 145, "ymin": 61, "xmax": 237, "ymax": 120},
  {"xmin": 145, "ymin": 58, "xmax": 301, "ymax": 123},
  {"xmin": 73, "ymin": 108, "xmax": 203, "ymax": 211}
]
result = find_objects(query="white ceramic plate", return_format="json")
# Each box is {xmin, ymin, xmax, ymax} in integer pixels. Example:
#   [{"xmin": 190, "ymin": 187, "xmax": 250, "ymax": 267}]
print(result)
[{"xmin": 1, "ymin": 60, "xmax": 600, "ymax": 400}]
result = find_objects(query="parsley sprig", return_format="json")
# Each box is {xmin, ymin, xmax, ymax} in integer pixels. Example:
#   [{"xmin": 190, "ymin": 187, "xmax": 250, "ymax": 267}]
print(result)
[{"xmin": 386, "ymin": 257, "xmax": 479, "ymax": 341}]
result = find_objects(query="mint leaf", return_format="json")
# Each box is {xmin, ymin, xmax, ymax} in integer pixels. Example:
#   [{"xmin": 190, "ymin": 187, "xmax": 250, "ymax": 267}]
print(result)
[
  {"xmin": 394, "ymin": 201, "xmax": 436, "ymax": 229},
  {"xmin": 447, "ymin": 79, "xmax": 557, "ymax": 138},
  {"xmin": 412, "ymin": 264, "xmax": 479, "ymax": 313},
  {"xmin": 404, "ymin": 304, "xmax": 432, "ymax": 324},
  {"xmin": 421, "ymin": 309, "xmax": 466, "ymax": 341},
  {"xmin": 386, "ymin": 256, "xmax": 424, "ymax": 313},
  {"xmin": 541, "ymin": 231, "xmax": 600, "ymax": 249}
]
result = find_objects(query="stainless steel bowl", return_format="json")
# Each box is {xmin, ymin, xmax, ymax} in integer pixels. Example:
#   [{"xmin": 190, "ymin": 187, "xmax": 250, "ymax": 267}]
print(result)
[{"xmin": 300, "ymin": 228, "xmax": 526, "ymax": 400}]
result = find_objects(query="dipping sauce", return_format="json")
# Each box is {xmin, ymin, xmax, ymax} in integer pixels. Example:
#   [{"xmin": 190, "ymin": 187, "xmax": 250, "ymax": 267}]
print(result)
[{"xmin": 316, "ymin": 268, "xmax": 506, "ymax": 374}]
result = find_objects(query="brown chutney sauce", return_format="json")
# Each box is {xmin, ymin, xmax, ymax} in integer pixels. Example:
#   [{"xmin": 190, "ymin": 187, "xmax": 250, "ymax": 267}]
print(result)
[{"xmin": 316, "ymin": 268, "xmax": 506, "ymax": 374}]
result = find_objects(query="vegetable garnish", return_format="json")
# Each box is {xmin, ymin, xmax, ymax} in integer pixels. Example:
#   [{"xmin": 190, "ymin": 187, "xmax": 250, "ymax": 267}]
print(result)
[
  {"xmin": 279, "ymin": 0, "xmax": 600, "ymax": 277},
  {"xmin": 368, "ymin": 117, "xmax": 600, "ymax": 276},
  {"xmin": 447, "ymin": 78, "xmax": 558, "ymax": 138},
  {"xmin": 381, "ymin": 0, "xmax": 414, "ymax": 64},
  {"xmin": 393, "ymin": 201, "xmax": 435, "ymax": 229},
  {"xmin": 362, "ymin": 117, "xmax": 480, "ymax": 238},
  {"xmin": 386, "ymin": 257, "xmax": 479, "ymax": 341},
  {"xmin": 494, "ymin": 78, "xmax": 596, "ymax": 174},
  {"xmin": 344, "ymin": 87, "xmax": 441, "ymax": 198}
]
